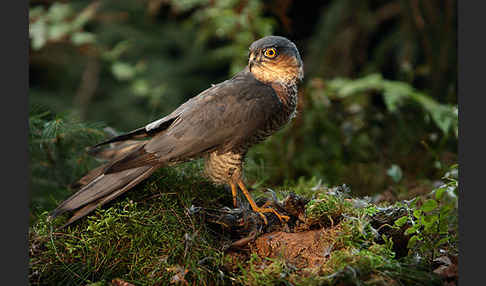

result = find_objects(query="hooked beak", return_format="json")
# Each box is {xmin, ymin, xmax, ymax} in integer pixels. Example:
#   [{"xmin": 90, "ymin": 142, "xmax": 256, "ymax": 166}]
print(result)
[{"xmin": 248, "ymin": 52, "xmax": 256, "ymax": 71}]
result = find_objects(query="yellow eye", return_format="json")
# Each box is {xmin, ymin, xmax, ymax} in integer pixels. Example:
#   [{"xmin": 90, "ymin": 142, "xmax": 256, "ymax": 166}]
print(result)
[{"xmin": 264, "ymin": 48, "xmax": 277, "ymax": 58}]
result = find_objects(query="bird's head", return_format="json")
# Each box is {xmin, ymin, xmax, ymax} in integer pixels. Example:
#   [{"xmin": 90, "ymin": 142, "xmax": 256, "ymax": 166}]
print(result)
[{"xmin": 248, "ymin": 36, "xmax": 303, "ymax": 85}]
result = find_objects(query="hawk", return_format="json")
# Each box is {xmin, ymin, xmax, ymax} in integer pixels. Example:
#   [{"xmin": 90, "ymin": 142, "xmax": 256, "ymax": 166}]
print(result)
[{"xmin": 50, "ymin": 36, "xmax": 304, "ymax": 227}]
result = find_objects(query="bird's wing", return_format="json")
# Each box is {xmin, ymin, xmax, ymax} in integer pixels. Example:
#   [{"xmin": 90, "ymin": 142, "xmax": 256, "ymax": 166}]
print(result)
[
  {"xmin": 90, "ymin": 79, "xmax": 227, "ymax": 149},
  {"xmin": 106, "ymin": 70, "xmax": 282, "ymax": 173},
  {"xmin": 50, "ymin": 70, "xmax": 281, "ymax": 224}
]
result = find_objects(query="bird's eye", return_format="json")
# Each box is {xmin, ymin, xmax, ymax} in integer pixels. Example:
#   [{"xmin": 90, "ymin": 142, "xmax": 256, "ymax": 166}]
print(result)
[{"xmin": 264, "ymin": 48, "xmax": 277, "ymax": 58}]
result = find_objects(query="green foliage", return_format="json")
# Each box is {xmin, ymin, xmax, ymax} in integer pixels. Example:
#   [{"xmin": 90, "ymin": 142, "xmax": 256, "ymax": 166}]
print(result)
[
  {"xmin": 249, "ymin": 72, "xmax": 457, "ymax": 194},
  {"xmin": 306, "ymin": 0, "xmax": 457, "ymax": 103},
  {"xmin": 320, "ymin": 246, "xmax": 398, "ymax": 284},
  {"xmin": 30, "ymin": 163, "xmax": 229, "ymax": 285},
  {"xmin": 29, "ymin": 0, "xmax": 457, "ymax": 197},
  {"xmin": 235, "ymin": 255, "xmax": 295, "ymax": 286},
  {"xmin": 29, "ymin": 2, "xmax": 98, "ymax": 50},
  {"xmin": 29, "ymin": 105, "xmax": 106, "ymax": 216},
  {"xmin": 165, "ymin": 0, "xmax": 276, "ymax": 75},
  {"xmin": 394, "ymin": 164, "xmax": 458, "ymax": 260},
  {"xmin": 28, "ymin": 1, "xmax": 458, "ymax": 283},
  {"xmin": 305, "ymin": 185, "xmax": 358, "ymax": 226},
  {"xmin": 246, "ymin": 0, "xmax": 457, "ymax": 192},
  {"xmin": 235, "ymin": 248, "xmax": 441, "ymax": 286},
  {"xmin": 326, "ymin": 74, "xmax": 458, "ymax": 138},
  {"xmin": 317, "ymin": 245, "xmax": 442, "ymax": 286},
  {"xmin": 227, "ymin": 179, "xmax": 449, "ymax": 286},
  {"xmin": 30, "ymin": 169, "xmax": 457, "ymax": 285},
  {"xmin": 29, "ymin": 0, "xmax": 276, "ymax": 131}
]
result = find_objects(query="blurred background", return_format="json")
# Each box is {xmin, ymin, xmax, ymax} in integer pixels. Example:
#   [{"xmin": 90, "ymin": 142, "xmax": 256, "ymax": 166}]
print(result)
[{"xmin": 29, "ymin": 0, "xmax": 457, "ymax": 217}]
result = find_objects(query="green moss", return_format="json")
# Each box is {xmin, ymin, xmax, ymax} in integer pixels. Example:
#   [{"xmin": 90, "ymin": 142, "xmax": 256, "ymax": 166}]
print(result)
[
  {"xmin": 30, "ymin": 163, "xmax": 456, "ymax": 285},
  {"xmin": 319, "ymin": 247, "xmax": 441, "ymax": 286},
  {"xmin": 30, "ymin": 161, "xmax": 230, "ymax": 285},
  {"xmin": 234, "ymin": 254, "xmax": 292, "ymax": 286},
  {"xmin": 303, "ymin": 185, "xmax": 359, "ymax": 228}
]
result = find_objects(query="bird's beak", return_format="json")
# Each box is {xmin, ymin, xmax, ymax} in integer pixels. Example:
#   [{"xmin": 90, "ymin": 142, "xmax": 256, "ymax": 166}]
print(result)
[{"xmin": 248, "ymin": 51, "xmax": 257, "ymax": 71}]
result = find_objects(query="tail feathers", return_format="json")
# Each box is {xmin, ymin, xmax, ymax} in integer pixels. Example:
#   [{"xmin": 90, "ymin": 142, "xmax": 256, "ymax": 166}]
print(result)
[
  {"xmin": 70, "ymin": 163, "xmax": 108, "ymax": 190},
  {"xmin": 50, "ymin": 165, "xmax": 157, "ymax": 227},
  {"xmin": 70, "ymin": 141, "xmax": 146, "ymax": 190}
]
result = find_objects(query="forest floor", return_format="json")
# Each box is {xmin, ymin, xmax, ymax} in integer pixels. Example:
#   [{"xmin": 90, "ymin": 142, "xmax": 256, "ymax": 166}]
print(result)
[{"xmin": 29, "ymin": 162, "xmax": 458, "ymax": 286}]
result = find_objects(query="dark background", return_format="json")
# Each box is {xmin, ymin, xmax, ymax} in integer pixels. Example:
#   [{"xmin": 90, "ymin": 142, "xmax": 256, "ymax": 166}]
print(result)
[{"xmin": 29, "ymin": 0, "xmax": 457, "ymax": 215}]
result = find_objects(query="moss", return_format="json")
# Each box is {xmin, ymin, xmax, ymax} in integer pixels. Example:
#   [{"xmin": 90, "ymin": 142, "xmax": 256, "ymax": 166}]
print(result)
[
  {"xmin": 30, "ymin": 161, "xmax": 230, "ymax": 285},
  {"xmin": 29, "ymin": 161, "xmax": 456, "ymax": 285},
  {"xmin": 318, "ymin": 246, "xmax": 441, "ymax": 286},
  {"xmin": 234, "ymin": 254, "xmax": 291, "ymax": 286}
]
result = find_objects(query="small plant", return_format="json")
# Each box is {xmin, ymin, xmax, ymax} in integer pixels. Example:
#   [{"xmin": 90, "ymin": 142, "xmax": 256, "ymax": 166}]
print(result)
[
  {"xmin": 29, "ymin": 105, "xmax": 106, "ymax": 216},
  {"xmin": 325, "ymin": 74, "xmax": 458, "ymax": 138},
  {"xmin": 305, "ymin": 184, "xmax": 358, "ymax": 227},
  {"xmin": 394, "ymin": 164, "xmax": 458, "ymax": 261}
]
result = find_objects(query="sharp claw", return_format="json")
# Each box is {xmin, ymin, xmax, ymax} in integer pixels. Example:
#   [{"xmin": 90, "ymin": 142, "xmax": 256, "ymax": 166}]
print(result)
[
  {"xmin": 254, "ymin": 207, "xmax": 289, "ymax": 224},
  {"xmin": 235, "ymin": 180, "xmax": 288, "ymax": 225},
  {"xmin": 258, "ymin": 212, "xmax": 268, "ymax": 224},
  {"xmin": 279, "ymin": 214, "xmax": 290, "ymax": 222},
  {"xmin": 273, "ymin": 212, "xmax": 290, "ymax": 223}
]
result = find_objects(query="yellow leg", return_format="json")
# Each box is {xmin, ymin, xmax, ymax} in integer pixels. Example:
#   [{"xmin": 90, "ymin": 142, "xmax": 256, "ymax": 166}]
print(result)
[
  {"xmin": 237, "ymin": 180, "xmax": 290, "ymax": 224},
  {"xmin": 261, "ymin": 200, "xmax": 272, "ymax": 208},
  {"xmin": 230, "ymin": 182, "xmax": 238, "ymax": 208}
]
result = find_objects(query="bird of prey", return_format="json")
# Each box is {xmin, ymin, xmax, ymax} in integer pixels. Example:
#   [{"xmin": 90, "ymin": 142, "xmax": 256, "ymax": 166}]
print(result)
[{"xmin": 50, "ymin": 35, "xmax": 304, "ymax": 227}]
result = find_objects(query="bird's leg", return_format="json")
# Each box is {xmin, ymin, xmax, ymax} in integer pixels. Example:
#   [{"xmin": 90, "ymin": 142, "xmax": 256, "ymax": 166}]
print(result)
[
  {"xmin": 236, "ymin": 180, "xmax": 290, "ymax": 224},
  {"xmin": 230, "ymin": 182, "xmax": 238, "ymax": 208}
]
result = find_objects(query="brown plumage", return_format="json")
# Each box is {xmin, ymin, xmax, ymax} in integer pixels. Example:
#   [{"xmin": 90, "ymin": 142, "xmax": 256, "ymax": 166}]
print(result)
[{"xmin": 50, "ymin": 36, "xmax": 304, "ymax": 227}]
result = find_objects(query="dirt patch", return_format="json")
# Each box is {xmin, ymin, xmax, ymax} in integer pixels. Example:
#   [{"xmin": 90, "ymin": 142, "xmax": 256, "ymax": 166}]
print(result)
[
  {"xmin": 255, "ymin": 230, "xmax": 326, "ymax": 268},
  {"xmin": 201, "ymin": 188, "xmax": 416, "ymax": 280},
  {"xmin": 250, "ymin": 226, "xmax": 341, "ymax": 269}
]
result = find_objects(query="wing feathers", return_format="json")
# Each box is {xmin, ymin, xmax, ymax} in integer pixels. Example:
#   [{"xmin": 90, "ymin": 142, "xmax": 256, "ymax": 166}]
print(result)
[
  {"xmin": 92, "ymin": 127, "xmax": 148, "ymax": 149},
  {"xmin": 51, "ymin": 68, "xmax": 281, "ymax": 227},
  {"xmin": 60, "ymin": 166, "xmax": 157, "ymax": 228},
  {"xmin": 103, "ymin": 145, "xmax": 159, "ymax": 174},
  {"xmin": 50, "ymin": 166, "xmax": 153, "ymax": 219},
  {"xmin": 91, "ymin": 116, "xmax": 179, "ymax": 149}
]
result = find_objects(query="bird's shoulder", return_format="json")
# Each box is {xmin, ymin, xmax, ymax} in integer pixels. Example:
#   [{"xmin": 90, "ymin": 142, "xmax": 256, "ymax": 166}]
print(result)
[
  {"xmin": 198, "ymin": 68, "xmax": 279, "ymax": 104},
  {"xmin": 148, "ymin": 69, "xmax": 280, "ymax": 130}
]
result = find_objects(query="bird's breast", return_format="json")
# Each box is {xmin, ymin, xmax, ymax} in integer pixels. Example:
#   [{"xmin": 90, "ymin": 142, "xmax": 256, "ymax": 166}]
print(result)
[
  {"xmin": 269, "ymin": 82, "xmax": 299, "ymax": 129},
  {"xmin": 204, "ymin": 151, "xmax": 244, "ymax": 184},
  {"xmin": 271, "ymin": 82, "xmax": 298, "ymax": 116},
  {"xmin": 246, "ymin": 82, "xmax": 298, "ymax": 147}
]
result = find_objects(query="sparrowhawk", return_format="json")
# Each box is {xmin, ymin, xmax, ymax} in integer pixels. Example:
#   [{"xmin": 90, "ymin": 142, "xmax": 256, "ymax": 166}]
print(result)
[{"xmin": 50, "ymin": 35, "xmax": 304, "ymax": 227}]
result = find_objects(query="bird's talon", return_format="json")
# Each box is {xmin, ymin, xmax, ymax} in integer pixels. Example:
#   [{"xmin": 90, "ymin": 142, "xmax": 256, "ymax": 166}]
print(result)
[
  {"xmin": 258, "ymin": 212, "xmax": 268, "ymax": 225},
  {"xmin": 280, "ymin": 214, "xmax": 290, "ymax": 222},
  {"xmin": 235, "ymin": 181, "xmax": 289, "ymax": 225},
  {"xmin": 255, "ymin": 207, "xmax": 289, "ymax": 224},
  {"xmin": 273, "ymin": 212, "xmax": 290, "ymax": 223}
]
